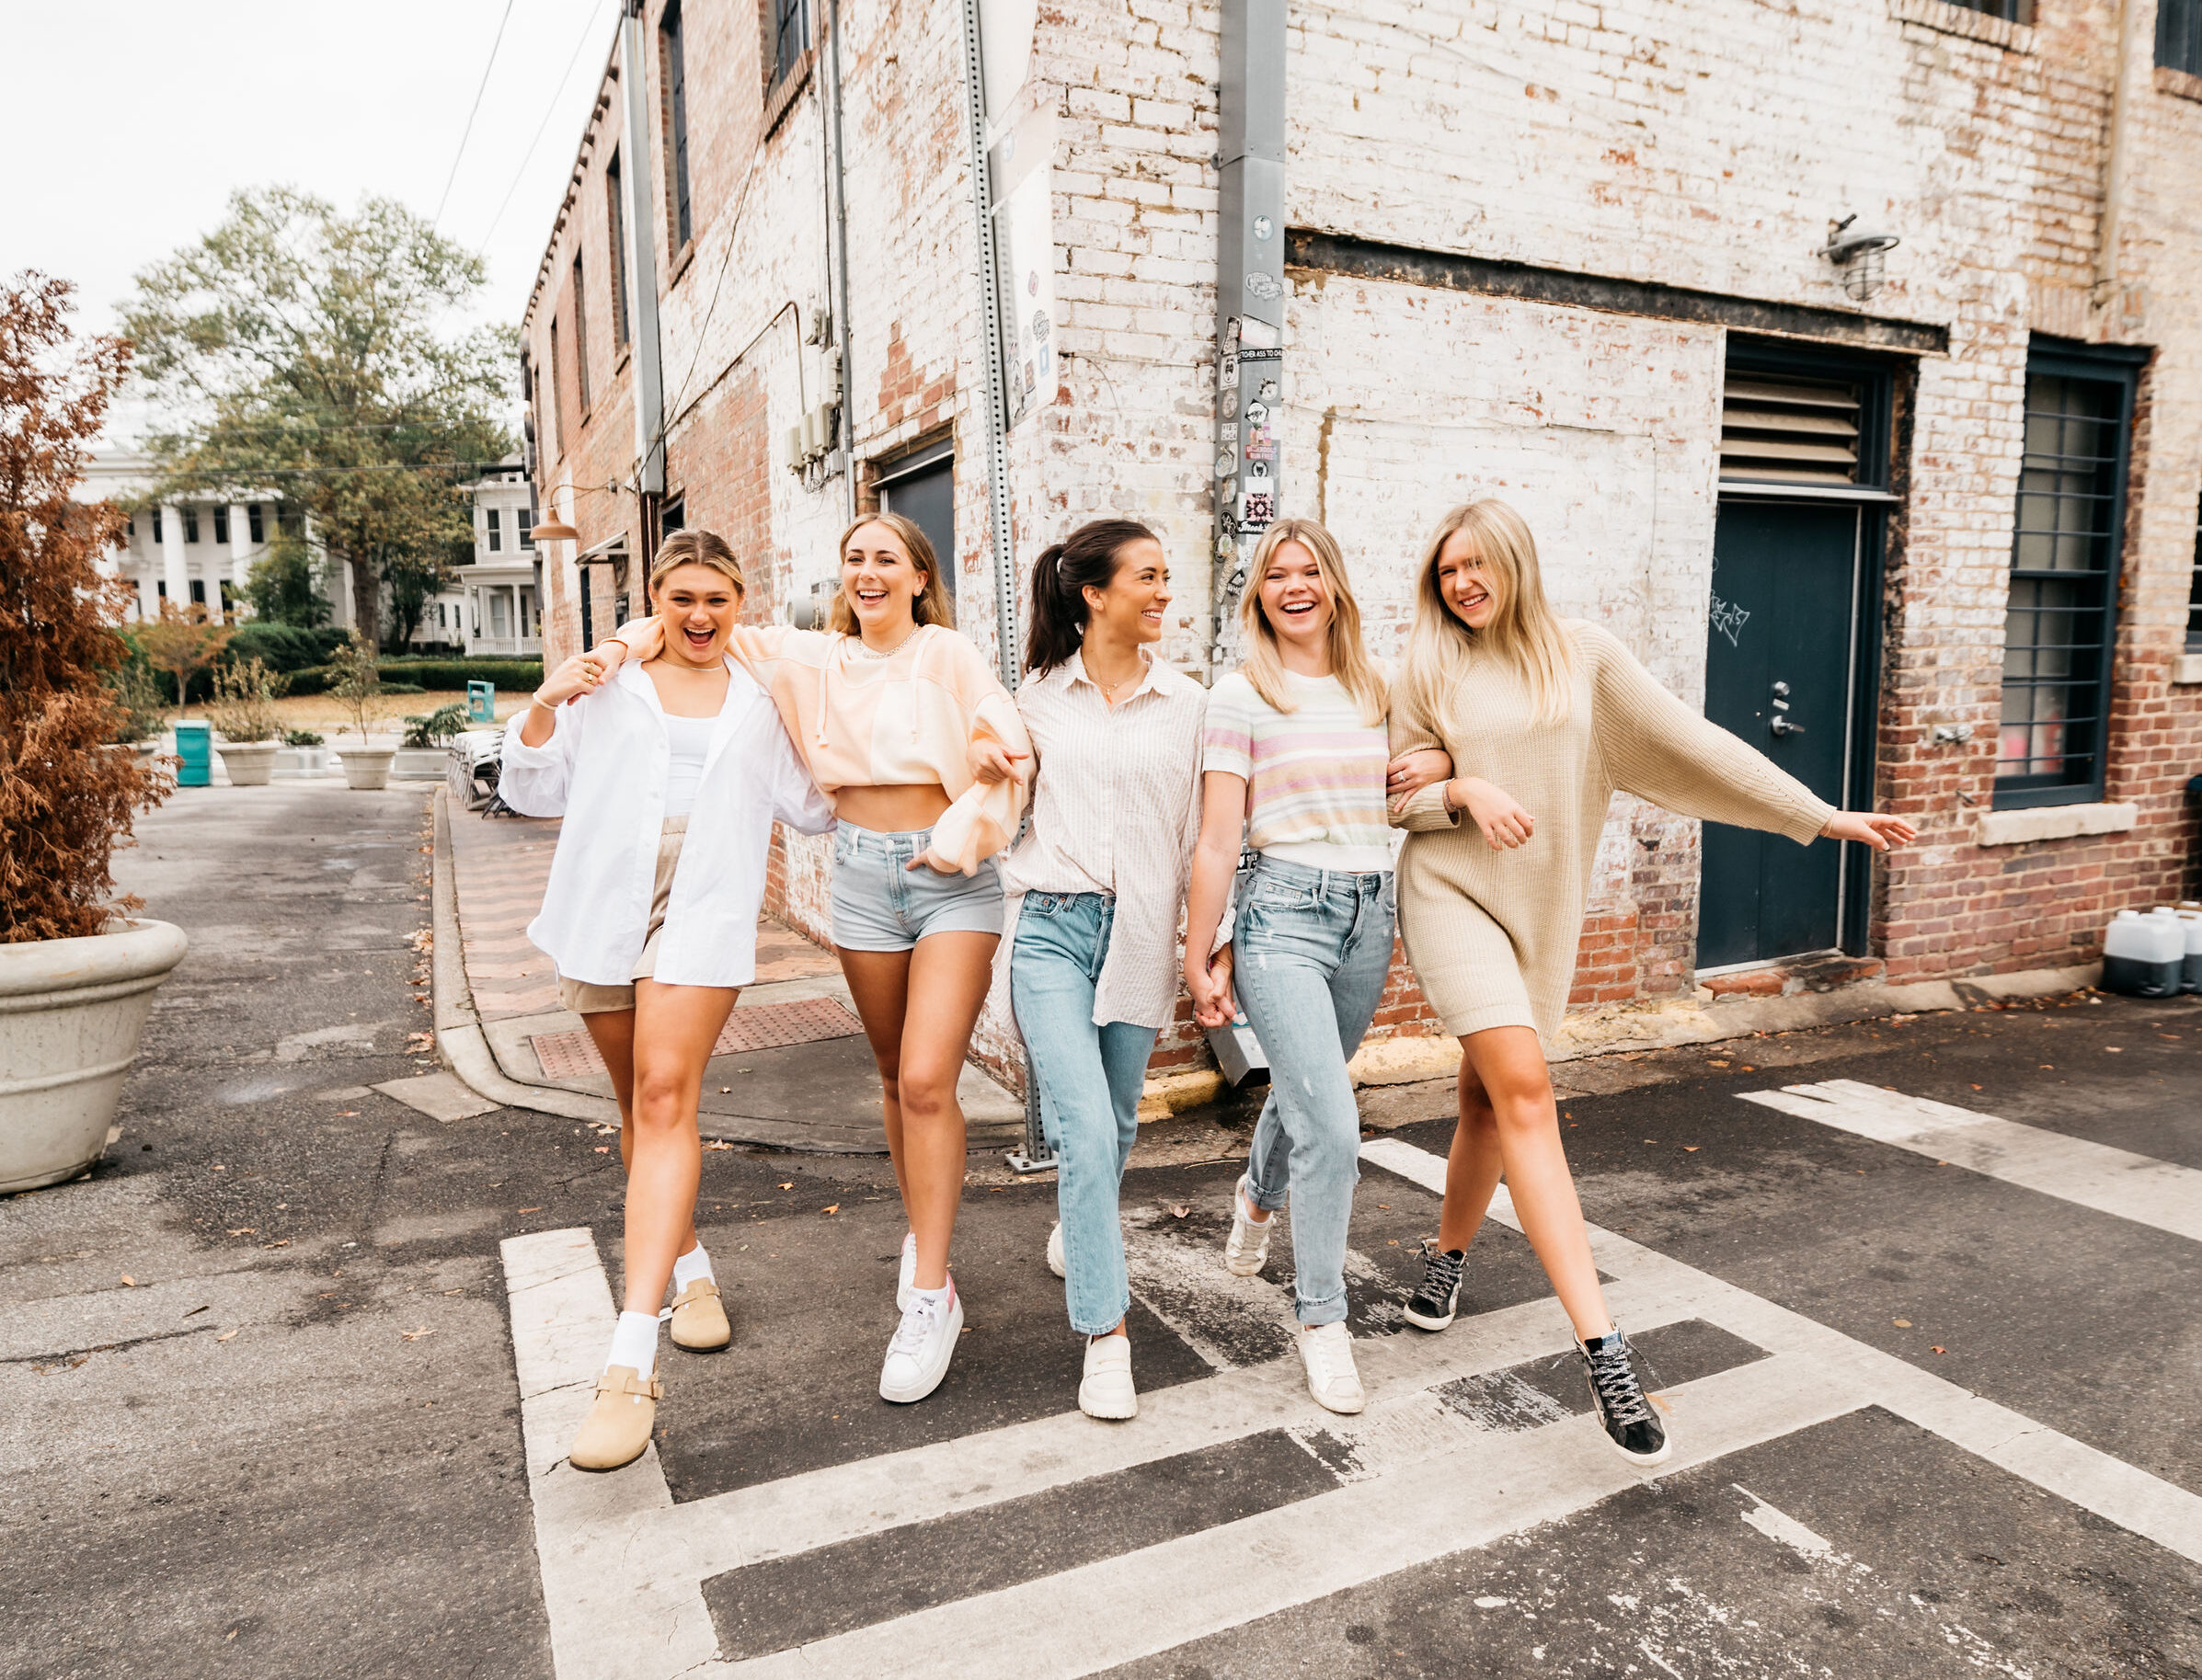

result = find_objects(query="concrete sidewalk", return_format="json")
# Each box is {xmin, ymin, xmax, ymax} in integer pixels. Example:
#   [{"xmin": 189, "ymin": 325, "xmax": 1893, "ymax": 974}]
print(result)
[{"xmin": 433, "ymin": 792, "xmax": 1024, "ymax": 1153}]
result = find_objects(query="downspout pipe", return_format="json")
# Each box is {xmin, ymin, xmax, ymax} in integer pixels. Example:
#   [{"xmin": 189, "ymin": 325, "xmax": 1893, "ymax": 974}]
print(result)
[
  {"xmin": 827, "ymin": 0, "xmax": 857, "ymax": 520},
  {"xmin": 620, "ymin": 0, "xmax": 668, "ymax": 561},
  {"xmin": 2094, "ymin": 0, "xmax": 2139, "ymax": 309},
  {"xmin": 1209, "ymin": 0, "xmax": 1288, "ymax": 674}
]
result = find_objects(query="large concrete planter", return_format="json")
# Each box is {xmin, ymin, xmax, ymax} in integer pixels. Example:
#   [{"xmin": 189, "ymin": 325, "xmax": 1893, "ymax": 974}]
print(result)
[
  {"xmin": 273, "ymin": 745, "xmax": 330, "ymax": 779},
  {"xmin": 216, "ymin": 741, "xmax": 281, "ymax": 786},
  {"xmin": 0, "ymin": 919, "xmax": 189, "ymax": 1192},
  {"xmin": 337, "ymin": 744, "xmax": 398, "ymax": 790},
  {"xmin": 392, "ymin": 748, "xmax": 449, "ymax": 782}
]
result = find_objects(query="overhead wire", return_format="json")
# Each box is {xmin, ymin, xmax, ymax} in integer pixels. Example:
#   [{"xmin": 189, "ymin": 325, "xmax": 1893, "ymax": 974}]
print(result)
[
  {"xmin": 433, "ymin": 0, "xmax": 522, "ymax": 229},
  {"xmin": 476, "ymin": 0, "xmax": 622, "ymax": 257}
]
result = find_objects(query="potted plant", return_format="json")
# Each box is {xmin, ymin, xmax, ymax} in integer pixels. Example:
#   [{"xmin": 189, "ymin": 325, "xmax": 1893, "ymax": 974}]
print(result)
[
  {"xmin": 329, "ymin": 630, "xmax": 396, "ymax": 789},
  {"xmin": 205, "ymin": 657, "xmax": 284, "ymax": 785},
  {"xmin": 104, "ymin": 660, "xmax": 170, "ymax": 768},
  {"xmin": 395, "ymin": 700, "xmax": 468, "ymax": 780},
  {"xmin": 0, "ymin": 273, "xmax": 186, "ymax": 1193},
  {"xmin": 275, "ymin": 726, "xmax": 327, "ymax": 779}
]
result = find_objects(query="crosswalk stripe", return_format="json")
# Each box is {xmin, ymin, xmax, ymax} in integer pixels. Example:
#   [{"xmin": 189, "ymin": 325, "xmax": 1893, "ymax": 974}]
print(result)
[
  {"xmin": 707, "ymin": 1352, "xmax": 1862, "ymax": 1680},
  {"xmin": 504, "ymin": 1133, "xmax": 2202, "ymax": 1680},
  {"xmin": 1736, "ymin": 1078, "xmax": 2202, "ymax": 1243}
]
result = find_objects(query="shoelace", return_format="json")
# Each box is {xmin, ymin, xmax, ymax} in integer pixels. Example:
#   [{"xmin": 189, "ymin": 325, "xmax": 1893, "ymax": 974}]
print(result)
[
  {"xmin": 1417, "ymin": 1246, "xmax": 1464, "ymax": 1302},
  {"xmin": 1583, "ymin": 1336, "xmax": 1655, "ymax": 1427},
  {"xmin": 889, "ymin": 1293, "xmax": 943, "ymax": 1357}
]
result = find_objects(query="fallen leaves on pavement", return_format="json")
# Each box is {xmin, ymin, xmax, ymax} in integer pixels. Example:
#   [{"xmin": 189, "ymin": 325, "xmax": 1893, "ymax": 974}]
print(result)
[{"xmin": 402, "ymin": 1325, "xmax": 435, "ymax": 1341}]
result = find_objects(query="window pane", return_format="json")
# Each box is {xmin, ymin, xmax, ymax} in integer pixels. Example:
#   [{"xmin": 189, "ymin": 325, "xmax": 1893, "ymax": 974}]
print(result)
[{"xmin": 1997, "ymin": 368, "xmax": 2124, "ymax": 793}]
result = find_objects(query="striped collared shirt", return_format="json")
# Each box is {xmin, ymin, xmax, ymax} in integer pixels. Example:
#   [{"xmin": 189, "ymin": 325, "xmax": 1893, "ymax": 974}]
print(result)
[{"xmin": 1004, "ymin": 649, "xmax": 1209, "ymax": 1028}]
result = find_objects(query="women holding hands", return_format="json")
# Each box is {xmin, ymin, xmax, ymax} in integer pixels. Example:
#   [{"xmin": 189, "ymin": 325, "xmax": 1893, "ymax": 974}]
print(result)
[
  {"xmin": 593, "ymin": 513, "xmax": 1029, "ymax": 1406},
  {"xmin": 1388, "ymin": 497, "xmax": 1915, "ymax": 1465},
  {"xmin": 501, "ymin": 532, "xmax": 834, "ymax": 1470}
]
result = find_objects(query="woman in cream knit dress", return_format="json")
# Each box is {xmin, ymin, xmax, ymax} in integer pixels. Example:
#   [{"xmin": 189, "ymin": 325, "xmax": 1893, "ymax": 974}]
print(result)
[{"xmin": 1386, "ymin": 497, "xmax": 1914, "ymax": 1466}]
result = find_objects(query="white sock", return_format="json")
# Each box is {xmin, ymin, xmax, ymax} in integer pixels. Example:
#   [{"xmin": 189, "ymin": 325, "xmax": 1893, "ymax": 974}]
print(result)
[
  {"xmin": 908, "ymin": 1279, "xmax": 952, "ymax": 1309},
  {"xmin": 606, "ymin": 1309, "xmax": 660, "ymax": 1376},
  {"xmin": 672, "ymin": 1241, "xmax": 714, "ymax": 1293}
]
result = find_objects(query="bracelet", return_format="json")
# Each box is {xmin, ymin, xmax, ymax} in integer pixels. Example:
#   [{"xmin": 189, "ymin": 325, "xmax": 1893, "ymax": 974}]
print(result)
[{"xmin": 530, "ymin": 691, "xmax": 556, "ymax": 710}]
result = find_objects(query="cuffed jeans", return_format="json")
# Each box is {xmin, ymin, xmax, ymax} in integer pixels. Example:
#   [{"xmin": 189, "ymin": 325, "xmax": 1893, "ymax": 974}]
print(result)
[
  {"xmin": 1234, "ymin": 855, "xmax": 1396, "ymax": 1326},
  {"xmin": 1011, "ymin": 892, "xmax": 1159, "ymax": 1336}
]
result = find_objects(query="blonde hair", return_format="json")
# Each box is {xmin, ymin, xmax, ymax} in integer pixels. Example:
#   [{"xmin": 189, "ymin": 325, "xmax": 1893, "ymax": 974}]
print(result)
[
  {"xmin": 1401, "ymin": 497, "xmax": 1576, "ymax": 731},
  {"xmin": 649, "ymin": 529, "xmax": 745, "ymax": 600},
  {"xmin": 1236, "ymin": 518, "xmax": 1388, "ymax": 726},
  {"xmin": 829, "ymin": 511, "xmax": 955, "ymax": 634}
]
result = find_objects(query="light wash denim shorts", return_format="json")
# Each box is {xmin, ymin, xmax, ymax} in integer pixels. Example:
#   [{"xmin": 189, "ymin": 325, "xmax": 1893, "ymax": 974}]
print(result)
[{"xmin": 830, "ymin": 821, "xmax": 1005, "ymax": 952}]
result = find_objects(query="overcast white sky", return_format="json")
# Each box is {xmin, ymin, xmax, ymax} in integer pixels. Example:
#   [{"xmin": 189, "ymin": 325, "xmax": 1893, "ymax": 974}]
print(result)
[{"xmin": 0, "ymin": 0, "xmax": 625, "ymax": 442}]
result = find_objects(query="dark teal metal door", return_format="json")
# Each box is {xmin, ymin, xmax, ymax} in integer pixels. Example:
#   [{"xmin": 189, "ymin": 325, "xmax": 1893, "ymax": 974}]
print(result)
[{"xmin": 1697, "ymin": 500, "xmax": 1859, "ymax": 970}]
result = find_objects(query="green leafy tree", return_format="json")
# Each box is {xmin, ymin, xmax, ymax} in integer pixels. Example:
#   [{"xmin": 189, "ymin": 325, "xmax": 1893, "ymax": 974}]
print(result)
[
  {"xmin": 243, "ymin": 520, "xmax": 331, "ymax": 627},
  {"xmin": 122, "ymin": 188, "xmax": 513, "ymax": 649}
]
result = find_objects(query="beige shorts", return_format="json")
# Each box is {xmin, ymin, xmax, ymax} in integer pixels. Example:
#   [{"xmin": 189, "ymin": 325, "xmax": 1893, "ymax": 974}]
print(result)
[{"xmin": 556, "ymin": 817, "xmax": 688, "ymax": 1015}]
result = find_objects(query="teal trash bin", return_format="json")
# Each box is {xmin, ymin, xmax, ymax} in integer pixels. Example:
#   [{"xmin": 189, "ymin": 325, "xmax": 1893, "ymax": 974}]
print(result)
[
  {"xmin": 466, "ymin": 680, "xmax": 495, "ymax": 725},
  {"xmin": 173, "ymin": 720, "xmax": 212, "ymax": 788}
]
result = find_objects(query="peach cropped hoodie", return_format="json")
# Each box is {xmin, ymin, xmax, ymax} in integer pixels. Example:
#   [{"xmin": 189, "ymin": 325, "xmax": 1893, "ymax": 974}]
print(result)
[{"xmin": 610, "ymin": 619, "xmax": 1031, "ymax": 874}]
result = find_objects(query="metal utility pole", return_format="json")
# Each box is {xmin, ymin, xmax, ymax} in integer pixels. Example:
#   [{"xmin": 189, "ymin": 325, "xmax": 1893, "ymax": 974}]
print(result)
[
  {"xmin": 959, "ymin": 0, "xmax": 1022, "ymax": 695},
  {"xmin": 1209, "ymin": 0, "xmax": 1288, "ymax": 674},
  {"xmin": 620, "ymin": 1, "xmax": 667, "ymax": 557}
]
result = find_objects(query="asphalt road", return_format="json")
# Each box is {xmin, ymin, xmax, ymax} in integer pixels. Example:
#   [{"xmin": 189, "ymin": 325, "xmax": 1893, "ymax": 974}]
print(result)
[{"xmin": 3, "ymin": 786, "xmax": 2197, "ymax": 1680}]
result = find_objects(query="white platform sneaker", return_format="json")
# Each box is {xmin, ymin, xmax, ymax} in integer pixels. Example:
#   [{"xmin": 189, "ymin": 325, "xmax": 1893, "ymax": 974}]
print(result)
[
  {"xmin": 1046, "ymin": 1221, "xmax": 1066, "ymax": 1278},
  {"xmin": 1296, "ymin": 1320, "xmax": 1366, "ymax": 1414},
  {"xmin": 1078, "ymin": 1332, "xmax": 1137, "ymax": 1420},
  {"xmin": 879, "ymin": 1281, "xmax": 962, "ymax": 1404},
  {"xmin": 1223, "ymin": 1173, "xmax": 1276, "ymax": 1277}
]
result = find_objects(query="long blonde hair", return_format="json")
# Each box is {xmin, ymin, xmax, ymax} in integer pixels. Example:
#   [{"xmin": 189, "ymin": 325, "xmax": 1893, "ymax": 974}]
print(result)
[
  {"xmin": 649, "ymin": 529, "xmax": 745, "ymax": 600},
  {"xmin": 1401, "ymin": 497, "xmax": 1576, "ymax": 731},
  {"xmin": 1236, "ymin": 518, "xmax": 1388, "ymax": 726},
  {"xmin": 828, "ymin": 511, "xmax": 955, "ymax": 634}
]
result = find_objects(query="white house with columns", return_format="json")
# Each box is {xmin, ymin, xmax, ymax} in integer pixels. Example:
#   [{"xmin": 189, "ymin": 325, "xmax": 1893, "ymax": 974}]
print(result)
[
  {"xmin": 79, "ymin": 448, "xmax": 365, "ymax": 631},
  {"xmin": 456, "ymin": 455, "xmax": 541, "ymax": 657}
]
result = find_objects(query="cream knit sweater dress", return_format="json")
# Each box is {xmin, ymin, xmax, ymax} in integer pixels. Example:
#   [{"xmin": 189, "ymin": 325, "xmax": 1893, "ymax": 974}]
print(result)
[{"xmin": 1388, "ymin": 621, "xmax": 1835, "ymax": 1040}]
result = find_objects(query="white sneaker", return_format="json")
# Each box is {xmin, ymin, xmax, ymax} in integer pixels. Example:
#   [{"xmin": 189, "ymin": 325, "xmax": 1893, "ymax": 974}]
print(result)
[
  {"xmin": 1224, "ymin": 1173, "xmax": 1275, "ymax": 1277},
  {"xmin": 1046, "ymin": 1221, "xmax": 1066, "ymax": 1278},
  {"xmin": 1078, "ymin": 1332, "xmax": 1137, "ymax": 1420},
  {"xmin": 897, "ymin": 1230, "xmax": 916, "ymax": 1310},
  {"xmin": 1296, "ymin": 1320, "xmax": 1365, "ymax": 1414},
  {"xmin": 879, "ymin": 1282, "xmax": 962, "ymax": 1403}
]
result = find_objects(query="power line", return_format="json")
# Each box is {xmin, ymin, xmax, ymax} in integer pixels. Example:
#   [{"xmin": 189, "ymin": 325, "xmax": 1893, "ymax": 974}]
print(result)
[
  {"xmin": 476, "ymin": 0, "xmax": 620, "ymax": 256},
  {"xmin": 433, "ymin": 0, "xmax": 522, "ymax": 229}
]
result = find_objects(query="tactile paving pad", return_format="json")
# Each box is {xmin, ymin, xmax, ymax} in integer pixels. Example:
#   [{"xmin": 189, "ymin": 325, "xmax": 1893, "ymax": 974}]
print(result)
[{"xmin": 529, "ymin": 997, "xmax": 865, "ymax": 1080}]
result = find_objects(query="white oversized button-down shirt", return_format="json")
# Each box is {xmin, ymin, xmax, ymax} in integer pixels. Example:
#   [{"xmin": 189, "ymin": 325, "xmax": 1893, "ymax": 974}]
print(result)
[
  {"xmin": 499, "ymin": 659, "xmax": 833, "ymax": 989},
  {"xmin": 1003, "ymin": 650, "xmax": 1209, "ymax": 1028}
]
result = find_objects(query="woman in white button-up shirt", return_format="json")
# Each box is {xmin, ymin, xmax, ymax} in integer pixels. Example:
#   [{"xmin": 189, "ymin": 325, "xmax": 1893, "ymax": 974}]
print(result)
[
  {"xmin": 499, "ymin": 532, "xmax": 832, "ymax": 1472},
  {"xmin": 993, "ymin": 519, "xmax": 1207, "ymax": 1421}
]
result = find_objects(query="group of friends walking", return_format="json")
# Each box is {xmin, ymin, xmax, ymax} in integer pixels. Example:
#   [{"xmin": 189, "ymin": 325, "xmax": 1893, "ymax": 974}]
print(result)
[{"xmin": 501, "ymin": 497, "xmax": 1913, "ymax": 1475}]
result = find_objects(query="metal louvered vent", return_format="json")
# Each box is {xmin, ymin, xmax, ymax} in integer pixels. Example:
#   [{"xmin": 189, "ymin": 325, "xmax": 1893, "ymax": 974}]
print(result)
[{"xmin": 1720, "ymin": 372, "xmax": 1863, "ymax": 485}]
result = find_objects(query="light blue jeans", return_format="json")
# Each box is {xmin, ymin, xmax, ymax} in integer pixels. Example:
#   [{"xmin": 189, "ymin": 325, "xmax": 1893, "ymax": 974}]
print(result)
[
  {"xmin": 1011, "ymin": 892, "xmax": 1159, "ymax": 1336},
  {"xmin": 1234, "ymin": 855, "xmax": 1396, "ymax": 1326}
]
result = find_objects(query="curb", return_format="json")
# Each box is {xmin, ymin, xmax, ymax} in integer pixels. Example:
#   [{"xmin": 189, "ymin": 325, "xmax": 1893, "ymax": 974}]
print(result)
[{"xmin": 430, "ymin": 788, "xmax": 621, "ymax": 1125}]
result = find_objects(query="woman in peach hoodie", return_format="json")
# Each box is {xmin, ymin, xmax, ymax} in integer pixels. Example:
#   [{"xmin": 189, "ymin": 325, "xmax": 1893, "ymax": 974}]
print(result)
[{"xmin": 595, "ymin": 512, "xmax": 1030, "ymax": 1404}]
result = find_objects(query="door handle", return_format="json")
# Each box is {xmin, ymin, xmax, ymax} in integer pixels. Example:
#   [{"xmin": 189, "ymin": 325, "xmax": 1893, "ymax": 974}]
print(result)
[{"xmin": 1770, "ymin": 715, "xmax": 1805, "ymax": 737}]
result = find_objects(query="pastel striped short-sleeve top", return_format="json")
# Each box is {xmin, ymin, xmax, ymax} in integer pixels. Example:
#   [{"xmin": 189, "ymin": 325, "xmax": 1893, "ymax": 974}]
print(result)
[{"xmin": 1201, "ymin": 669, "xmax": 1395, "ymax": 874}]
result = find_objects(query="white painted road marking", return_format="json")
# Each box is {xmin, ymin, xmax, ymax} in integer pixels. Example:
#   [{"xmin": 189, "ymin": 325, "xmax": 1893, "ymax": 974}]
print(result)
[
  {"xmin": 503, "ymin": 1134, "xmax": 2202, "ymax": 1680},
  {"xmin": 1737, "ymin": 1077, "xmax": 2202, "ymax": 1244}
]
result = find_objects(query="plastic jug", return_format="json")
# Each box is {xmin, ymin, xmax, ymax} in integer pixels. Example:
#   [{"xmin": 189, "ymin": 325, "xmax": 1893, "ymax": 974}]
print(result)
[
  {"xmin": 2177, "ymin": 909, "xmax": 2202, "ymax": 994},
  {"xmin": 2101, "ymin": 909, "xmax": 2184, "ymax": 998}
]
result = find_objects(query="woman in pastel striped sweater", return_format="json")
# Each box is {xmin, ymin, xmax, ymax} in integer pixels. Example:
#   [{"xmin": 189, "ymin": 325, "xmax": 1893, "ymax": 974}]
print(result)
[{"xmin": 1181, "ymin": 518, "xmax": 1464, "ymax": 1415}]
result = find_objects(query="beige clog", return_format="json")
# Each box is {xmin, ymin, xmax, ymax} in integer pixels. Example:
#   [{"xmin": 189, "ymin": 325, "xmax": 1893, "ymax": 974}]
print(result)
[
  {"xmin": 568, "ymin": 1366, "xmax": 662, "ymax": 1471},
  {"xmin": 668, "ymin": 1278, "xmax": 731, "ymax": 1351}
]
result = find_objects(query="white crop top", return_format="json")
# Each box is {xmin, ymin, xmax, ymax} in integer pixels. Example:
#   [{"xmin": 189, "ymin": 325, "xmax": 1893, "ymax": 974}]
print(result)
[{"xmin": 661, "ymin": 714, "xmax": 716, "ymax": 817}]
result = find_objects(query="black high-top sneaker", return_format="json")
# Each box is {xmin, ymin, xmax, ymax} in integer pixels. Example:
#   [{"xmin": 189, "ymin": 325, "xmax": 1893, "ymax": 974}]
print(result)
[
  {"xmin": 1577, "ymin": 1326, "xmax": 1670, "ymax": 1466},
  {"xmin": 1403, "ymin": 1244, "xmax": 1467, "ymax": 1331}
]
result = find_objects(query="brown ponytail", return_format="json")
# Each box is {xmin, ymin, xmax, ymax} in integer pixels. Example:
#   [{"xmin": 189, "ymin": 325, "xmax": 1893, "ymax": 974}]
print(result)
[{"xmin": 1024, "ymin": 518, "xmax": 1158, "ymax": 677}]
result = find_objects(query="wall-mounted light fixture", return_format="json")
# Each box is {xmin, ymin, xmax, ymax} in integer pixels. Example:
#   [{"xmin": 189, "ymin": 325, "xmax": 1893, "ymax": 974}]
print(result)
[{"xmin": 1821, "ymin": 214, "xmax": 1901, "ymax": 303}]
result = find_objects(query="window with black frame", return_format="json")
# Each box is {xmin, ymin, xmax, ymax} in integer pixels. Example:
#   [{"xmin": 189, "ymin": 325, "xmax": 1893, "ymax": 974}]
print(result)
[
  {"xmin": 2161, "ymin": 0, "xmax": 2202, "ymax": 76},
  {"xmin": 1995, "ymin": 354, "xmax": 2138, "ymax": 806},
  {"xmin": 605, "ymin": 151, "xmax": 629, "ymax": 348},
  {"xmin": 661, "ymin": 2, "xmax": 693, "ymax": 252},
  {"xmin": 1948, "ymin": 0, "xmax": 2034, "ymax": 20},
  {"xmin": 771, "ymin": 0, "xmax": 811, "ymax": 86},
  {"xmin": 2186, "ymin": 488, "xmax": 2202, "ymax": 652}
]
